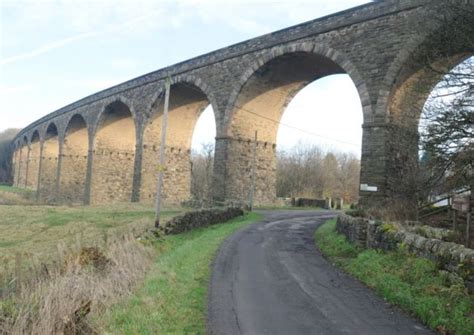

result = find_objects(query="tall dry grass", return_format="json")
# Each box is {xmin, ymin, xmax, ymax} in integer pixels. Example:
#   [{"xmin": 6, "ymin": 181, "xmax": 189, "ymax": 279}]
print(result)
[{"xmin": 0, "ymin": 231, "xmax": 154, "ymax": 334}]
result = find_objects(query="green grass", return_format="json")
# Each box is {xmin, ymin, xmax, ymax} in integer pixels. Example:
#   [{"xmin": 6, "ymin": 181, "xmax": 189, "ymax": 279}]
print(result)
[
  {"xmin": 315, "ymin": 219, "xmax": 474, "ymax": 335},
  {"xmin": 99, "ymin": 212, "xmax": 262, "ymax": 334},
  {"xmin": 0, "ymin": 203, "xmax": 181, "ymax": 265},
  {"xmin": 0, "ymin": 185, "xmax": 34, "ymax": 195}
]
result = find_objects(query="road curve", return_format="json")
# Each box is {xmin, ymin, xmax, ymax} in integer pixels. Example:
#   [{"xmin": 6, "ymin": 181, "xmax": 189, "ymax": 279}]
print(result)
[{"xmin": 207, "ymin": 210, "xmax": 433, "ymax": 335}]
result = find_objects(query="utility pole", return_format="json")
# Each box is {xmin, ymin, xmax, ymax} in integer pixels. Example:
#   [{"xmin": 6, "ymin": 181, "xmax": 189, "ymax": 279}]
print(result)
[
  {"xmin": 155, "ymin": 76, "xmax": 171, "ymax": 228},
  {"xmin": 249, "ymin": 130, "xmax": 258, "ymax": 211}
]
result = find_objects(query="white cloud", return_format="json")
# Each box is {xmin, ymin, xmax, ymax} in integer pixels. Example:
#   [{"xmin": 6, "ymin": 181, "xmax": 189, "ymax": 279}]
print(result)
[{"xmin": 0, "ymin": 32, "xmax": 99, "ymax": 65}]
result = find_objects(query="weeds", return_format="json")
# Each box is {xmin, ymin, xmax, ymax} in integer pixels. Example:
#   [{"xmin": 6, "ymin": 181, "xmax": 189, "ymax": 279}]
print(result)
[{"xmin": 0, "ymin": 232, "xmax": 153, "ymax": 334}]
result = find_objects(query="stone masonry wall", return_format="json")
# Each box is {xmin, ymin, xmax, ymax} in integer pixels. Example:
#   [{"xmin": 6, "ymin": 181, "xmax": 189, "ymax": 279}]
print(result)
[
  {"xmin": 336, "ymin": 214, "xmax": 474, "ymax": 291},
  {"xmin": 220, "ymin": 137, "xmax": 276, "ymax": 206},
  {"xmin": 60, "ymin": 154, "xmax": 87, "ymax": 204},
  {"xmin": 17, "ymin": 146, "xmax": 27, "ymax": 188},
  {"xmin": 39, "ymin": 139, "xmax": 59, "ymax": 202},
  {"xmin": 12, "ymin": 149, "xmax": 19, "ymax": 187},
  {"xmin": 26, "ymin": 142, "xmax": 40, "ymax": 190},
  {"xmin": 140, "ymin": 146, "xmax": 191, "ymax": 205},
  {"xmin": 91, "ymin": 148, "xmax": 135, "ymax": 204}
]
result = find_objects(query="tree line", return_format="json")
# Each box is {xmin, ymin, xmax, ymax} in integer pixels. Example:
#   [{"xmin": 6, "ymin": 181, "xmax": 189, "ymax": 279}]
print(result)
[
  {"xmin": 276, "ymin": 144, "xmax": 360, "ymax": 203},
  {"xmin": 0, "ymin": 129, "xmax": 19, "ymax": 185},
  {"xmin": 191, "ymin": 142, "xmax": 361, "ymax": 206}
]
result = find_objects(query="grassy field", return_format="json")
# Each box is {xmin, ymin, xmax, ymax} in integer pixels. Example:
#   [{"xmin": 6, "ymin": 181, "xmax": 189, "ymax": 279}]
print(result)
[
  {"xmin": 99, "ymin": 212, "xmax": 262, "ymax": 334},
  {"xmin": 0, "ymin": 185, "xmax": 35, "ymax": 205},
  {"xmin": 315, "ymin": 219, "xmax": 474, "ymax": 335},
  {"xmin": 0, "ymin": 192, "xmax": 181, "ymax": 266}
]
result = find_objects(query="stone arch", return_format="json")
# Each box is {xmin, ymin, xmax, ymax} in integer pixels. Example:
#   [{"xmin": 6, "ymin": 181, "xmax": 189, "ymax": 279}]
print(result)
[
  {"xmin": 91, "ymin": 100, "xmax": 136, "ymax": 204},
  {"xmin": 26, "ymin": 130, "xmax": 41, "ymax": 190},
  {"xmin": 223, "ymin": 42, "xmax": 370, "ymax": 132},
  {"xmin": 216, "ymin": 42, "xmax": 368, "ymax": 204},
  {"xmin": 60, "ymin": 114, "xmax": 89, "ymax": 204},
  {"xmin": 378, "ymin": 2, "xmax": 474, "ymax": 120},
  {"xmin": 91, "ymin": 95, "xmax": 137, "ymax": 135},
  {"xmin": 140, "ymin": 77, "xmax": 216, "ymax": 204},
  {"xmin": 39, "ymin": 122, "xmax": 60, "ymax": 202},
  {"xmin": 366, "ymin": 4, "xmax": 474, "ymax": 211}
]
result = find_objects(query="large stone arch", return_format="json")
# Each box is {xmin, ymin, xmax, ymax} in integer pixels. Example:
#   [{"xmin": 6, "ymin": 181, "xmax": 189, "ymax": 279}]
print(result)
[
  {"xmin": 214, "ymin": 42, "xmax": 369, "ymax": 205},
  {"xmin": 366, "ymin": 5, "xmax": 474, "ymax": 212},
  {"xmin": 26, "ymin": 130, "xmax": 41, "ymax": 190},
  {"xmin": 39, "ymin": 122, "xmax": 59, "ymax": 202},
  {"xmin": 60, "ymin": 114, "xmax": 89, "ymax": 204},
  {"xmin": 140, "ymin": 76, "xmax": 216, "ymax": 204},
  {"xmin": 223, "ymin": 42, "xmax": 371, "ymax": 130},
  {"xmin": 91, "ymin": 100, "xmax": 136, "ymax": 204}
]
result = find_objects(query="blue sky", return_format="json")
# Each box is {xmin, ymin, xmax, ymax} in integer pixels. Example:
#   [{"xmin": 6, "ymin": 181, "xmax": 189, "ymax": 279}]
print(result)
[{"xmin": 1, "ymin": 0, "xmax": 370, "ymax": 155}]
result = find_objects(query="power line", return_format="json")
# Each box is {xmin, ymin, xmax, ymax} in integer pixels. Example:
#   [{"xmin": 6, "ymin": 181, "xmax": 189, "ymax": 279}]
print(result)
[
  {"xmin": 235, "ymin": 105, "xmax": 360, "ymax": 147},
  {"xmin": 179, "ymin": 81, "xmax": 360, "ymax": 147}
]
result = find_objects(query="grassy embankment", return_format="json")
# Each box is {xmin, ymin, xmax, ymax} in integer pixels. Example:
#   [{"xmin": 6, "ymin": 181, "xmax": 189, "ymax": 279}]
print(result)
[
  {"xmin": 98, "ymin": 212, "xmax": 262, "ymax": 334},
  {"xmin": 0, "ymin": 202, "xmax": 180, "ymax": 266},
  {"xmin": 1, "ymin": 183, "xmax": 262, "ymax": 333},
  {"xmin": 315, "ymin": 219, "xmax": 474, "ymax": 335}
]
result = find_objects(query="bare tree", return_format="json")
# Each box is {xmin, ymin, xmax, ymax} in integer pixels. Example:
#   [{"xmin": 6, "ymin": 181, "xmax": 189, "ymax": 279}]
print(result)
[
  {"xmin": 190, "ymin": 142, "xmax": 214, "ymax": 206},
  {"xmin": 416, "ymin": 1, "xmax": 474, "ymax": 201},
  {"xmin": 276, "ymin": 142, "xmax": 360, "ymax": 204}
]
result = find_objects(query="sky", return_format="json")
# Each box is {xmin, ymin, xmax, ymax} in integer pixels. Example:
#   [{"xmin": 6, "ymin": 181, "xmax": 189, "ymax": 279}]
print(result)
[{"xmin": 0, "ymin": 0, "xmax": 370, "ymax": 156}]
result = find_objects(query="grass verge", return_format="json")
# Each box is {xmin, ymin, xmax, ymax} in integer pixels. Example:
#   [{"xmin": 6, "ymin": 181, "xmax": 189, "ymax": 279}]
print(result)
[
  {"xmin": 315, "ymin": 219, "xmax": 474, "ymax": 335},
  {"xmin": 98, "ymin": 212, "xmax": 262, "ymax": 334}
]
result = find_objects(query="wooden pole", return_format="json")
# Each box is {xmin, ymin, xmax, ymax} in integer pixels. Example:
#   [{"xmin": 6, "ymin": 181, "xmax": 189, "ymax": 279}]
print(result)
[
  {"xmin": 249, "ymin": 130, "xmax": 257, "ymax": 211},
  {"xmin": 155, "ymin": 76, "xmax": 171, "ymax": 227}
]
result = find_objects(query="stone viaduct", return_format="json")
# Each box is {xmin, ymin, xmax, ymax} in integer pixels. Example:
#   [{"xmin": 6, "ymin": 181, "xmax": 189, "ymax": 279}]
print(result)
[{"xmin": 10, "ymin": 0, "xmax": 474, "ymax": 212}]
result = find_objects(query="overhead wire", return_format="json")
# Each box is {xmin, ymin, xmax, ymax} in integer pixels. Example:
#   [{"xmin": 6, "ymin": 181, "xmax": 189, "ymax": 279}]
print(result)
[{"xmin": 178, "ymin": 81, "xmax": 361, "ymax": 147}]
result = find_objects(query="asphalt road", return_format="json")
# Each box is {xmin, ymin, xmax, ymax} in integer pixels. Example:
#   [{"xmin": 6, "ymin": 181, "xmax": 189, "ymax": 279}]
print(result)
[{"xmin": 207, "ymin": 210, "xmax": 433, "ymax": 335}]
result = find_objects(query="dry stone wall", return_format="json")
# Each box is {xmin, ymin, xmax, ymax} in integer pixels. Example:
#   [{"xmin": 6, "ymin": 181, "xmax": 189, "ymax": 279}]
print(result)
[
  {"xmin": 159, "ymin": 207, "xmax": 244, "ymax": 235},
  {"xmin": 336, "ymin": 214, "xmax": 474, "ymax": 291}
]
